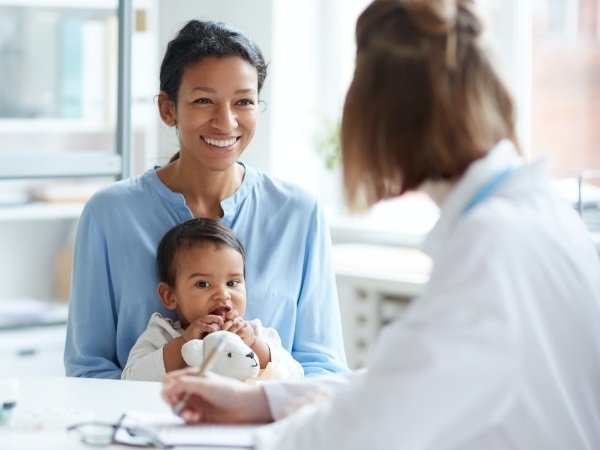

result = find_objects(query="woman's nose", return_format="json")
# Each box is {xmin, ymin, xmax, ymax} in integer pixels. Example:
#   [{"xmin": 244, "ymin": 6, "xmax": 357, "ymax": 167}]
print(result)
[{"xmin": 212, "ymin": 104, "xmax": 237, "ymax": 131}]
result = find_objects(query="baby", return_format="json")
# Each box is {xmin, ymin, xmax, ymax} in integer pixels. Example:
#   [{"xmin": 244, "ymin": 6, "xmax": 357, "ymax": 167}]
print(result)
[{"xmin": 122, "ymin": 217, "xmax": 303, "ymax": 382}]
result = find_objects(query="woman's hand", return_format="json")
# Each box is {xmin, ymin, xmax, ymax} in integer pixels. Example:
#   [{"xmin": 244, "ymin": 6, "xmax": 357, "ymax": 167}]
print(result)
[{"xmin": 161, "ymin": 368, "xmax": 273, "ymax": 424}]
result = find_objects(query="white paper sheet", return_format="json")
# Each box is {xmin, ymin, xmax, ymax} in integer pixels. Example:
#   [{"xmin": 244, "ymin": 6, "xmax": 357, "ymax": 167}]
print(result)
[{"xmin": 116, "ymin": 410, "xmax": 258, "ymax": 448}]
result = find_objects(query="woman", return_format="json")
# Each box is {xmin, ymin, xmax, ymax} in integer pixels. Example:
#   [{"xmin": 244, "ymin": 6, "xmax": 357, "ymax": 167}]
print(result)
[
  {"xmin": 161, "ymin": 1, "xmax": 600, "ymax": 448},
  {"xmin": 64, "ymin": 20, "xmax": 348, "ymax": 378}
]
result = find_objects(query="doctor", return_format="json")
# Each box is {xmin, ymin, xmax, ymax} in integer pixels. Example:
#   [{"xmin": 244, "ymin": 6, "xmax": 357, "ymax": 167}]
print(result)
[{"xmin": 161, "ymin": 0, "xmax": 600, "ymax": 448}]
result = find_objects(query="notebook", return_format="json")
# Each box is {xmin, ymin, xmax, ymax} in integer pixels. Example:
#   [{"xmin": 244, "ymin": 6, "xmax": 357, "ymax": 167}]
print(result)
[{"xmin": 116, "ymin": 410, "xmax": 259, "ymax": 448}]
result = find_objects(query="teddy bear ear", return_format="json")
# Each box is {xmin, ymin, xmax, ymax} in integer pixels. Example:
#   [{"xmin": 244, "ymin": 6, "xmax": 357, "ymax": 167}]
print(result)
[{"xmin": 181, "ymin": 339, "xmax": 206, "ymax": 368}]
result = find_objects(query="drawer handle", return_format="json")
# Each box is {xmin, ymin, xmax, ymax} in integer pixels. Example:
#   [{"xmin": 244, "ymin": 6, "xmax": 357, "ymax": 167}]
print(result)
[
  {"xmin": 17, "ymin": 348, "xmax": 37, "ymax": 357},
  {"xmin": 356, "ymin": 315, "xmax": 368, "ymax": 325}
]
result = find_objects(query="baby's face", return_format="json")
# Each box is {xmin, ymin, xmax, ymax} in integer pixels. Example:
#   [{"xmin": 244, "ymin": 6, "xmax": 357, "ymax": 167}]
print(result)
[{"xmin": 172, "ymin": 244, "xmax": 246, "ymax": 327}]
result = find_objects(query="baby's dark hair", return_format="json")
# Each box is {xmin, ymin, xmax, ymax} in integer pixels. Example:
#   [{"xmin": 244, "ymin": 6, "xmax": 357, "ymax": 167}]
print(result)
[{"xmin": 157, "ymin": 217, "xmax": 245, "ymax": 287}]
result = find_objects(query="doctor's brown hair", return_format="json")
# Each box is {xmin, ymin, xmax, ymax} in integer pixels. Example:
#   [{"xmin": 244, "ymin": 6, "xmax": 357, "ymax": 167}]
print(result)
[{"xmin": 341, "ymin": 0, "xmax": 519, "ymax": 210}]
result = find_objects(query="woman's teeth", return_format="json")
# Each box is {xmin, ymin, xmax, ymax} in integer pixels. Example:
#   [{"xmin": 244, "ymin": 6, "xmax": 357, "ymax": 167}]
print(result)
[{"xmin": 203, "ymin": 137, "xmax": 237, "ymax": 147}]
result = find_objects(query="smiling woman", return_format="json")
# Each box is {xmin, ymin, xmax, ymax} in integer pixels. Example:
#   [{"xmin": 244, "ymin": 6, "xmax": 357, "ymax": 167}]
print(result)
[
  {"xmin": 64, "ymin": 19, "xmax": 349, "ymax": 380},
  {"xmin": 157, "ymin": 56, "xmax": 260, "ymax": 193}
]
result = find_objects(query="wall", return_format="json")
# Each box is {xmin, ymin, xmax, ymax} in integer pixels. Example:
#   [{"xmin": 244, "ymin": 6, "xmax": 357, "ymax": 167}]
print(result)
[{"xmin": 269, "ymin": 0, "xmax": 368, "ymax": 197}]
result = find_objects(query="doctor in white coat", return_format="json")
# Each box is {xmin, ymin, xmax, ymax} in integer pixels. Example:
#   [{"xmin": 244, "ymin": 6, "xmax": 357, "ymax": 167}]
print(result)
[{"xmin": 161, "ymin": 0, "xmax": 600, "ymax": 448}]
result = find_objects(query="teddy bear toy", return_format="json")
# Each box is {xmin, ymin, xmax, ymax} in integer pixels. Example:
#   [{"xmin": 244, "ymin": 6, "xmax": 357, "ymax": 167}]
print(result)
[{"xmin": 181, "ymin": 330, "xmax": 260, "ymax": 381}]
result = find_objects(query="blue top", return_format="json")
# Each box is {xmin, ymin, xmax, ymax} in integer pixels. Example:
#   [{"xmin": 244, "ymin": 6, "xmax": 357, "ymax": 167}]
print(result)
[{"xmin": 64, "ymin": 163, "xmax": 349, "ymax": 378}]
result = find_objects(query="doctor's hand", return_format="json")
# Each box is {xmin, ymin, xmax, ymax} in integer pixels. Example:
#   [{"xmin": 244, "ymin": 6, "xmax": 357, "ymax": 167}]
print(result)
[{"xmin": 161, "ymin": 368, "xmax": 273, "ymax": 424}]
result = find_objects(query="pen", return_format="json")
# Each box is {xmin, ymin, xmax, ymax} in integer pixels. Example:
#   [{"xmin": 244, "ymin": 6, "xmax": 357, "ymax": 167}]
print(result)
[{"xmin": 173, "ymin": 334, "xmax": 226, "ymax": 415}]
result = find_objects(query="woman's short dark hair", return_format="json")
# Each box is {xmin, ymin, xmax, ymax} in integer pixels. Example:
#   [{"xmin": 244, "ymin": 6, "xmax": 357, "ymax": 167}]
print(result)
[
  {"xmin": 157, "ymin": 217, "xmax": 245, "ymax": 287},
  {"xmin": 341, "ymin": 0, "xmax": 518, "ymax": 210},
  {"xmin": 159, "ymin": 19, "xmax": 268, "ymax": 105}
]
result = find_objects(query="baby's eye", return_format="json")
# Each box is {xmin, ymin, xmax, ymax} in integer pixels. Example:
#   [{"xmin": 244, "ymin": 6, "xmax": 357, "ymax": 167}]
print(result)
[
  {"xmin": 196, "ymin": 281, "xmax": 210, "ymax": 288},
  {"xmin": 227, "ymin": 280, "xmax": 239, "ymax": 287}
]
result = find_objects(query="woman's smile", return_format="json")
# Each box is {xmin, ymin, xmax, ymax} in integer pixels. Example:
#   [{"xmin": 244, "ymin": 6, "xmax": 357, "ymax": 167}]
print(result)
[{"xmin": 202, "ymin": 136, "xmax": 241, "ymax": 150}]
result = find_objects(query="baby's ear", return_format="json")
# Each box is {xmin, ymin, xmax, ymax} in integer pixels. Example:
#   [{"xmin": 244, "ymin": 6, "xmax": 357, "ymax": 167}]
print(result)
[
  {"xmin": 182, "ymin": 339, "xmax": 206, "ymax": 368},
  {"xmin": 157, "ymin": 282, "xmax": 177, "ymax": 310}
]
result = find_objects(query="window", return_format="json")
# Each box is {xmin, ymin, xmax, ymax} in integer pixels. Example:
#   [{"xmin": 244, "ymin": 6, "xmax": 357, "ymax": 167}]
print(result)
[
  {"xmin": 269, "ymin": 0, "xmax": 599, "ymax": 244},
  {"xmin": 531, "ymin": 0, "xmax": 600, "ymax": 193},
  {"xmin": 0, "ymin": 0, "xmax": 122, "ymax": 191},
  {"xmin": 0, "ymin": 0, "xmax": 158, "ymax": 206},
  {"xmin": 489, "ymin": 0, "xmax": 600, "ymax": 233}
]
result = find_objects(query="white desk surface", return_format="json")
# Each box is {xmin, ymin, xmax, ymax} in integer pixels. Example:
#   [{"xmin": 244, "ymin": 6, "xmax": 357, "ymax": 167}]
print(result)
[
  {"xmin": 332, "ymin": 243, "xmax": 431, "ymax": 290},
  {"xmin": 2, "ymin": 376, "xmax": 245, "ymax": 449}
]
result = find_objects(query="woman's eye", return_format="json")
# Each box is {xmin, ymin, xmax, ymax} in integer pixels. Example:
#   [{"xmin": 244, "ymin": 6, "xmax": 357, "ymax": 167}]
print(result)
[
  {"xmin": 197, "ymin": 281, "xmax": 209, "ymax": 288},
  {"xmin": 237, "ymin": 99, "xmax": 254, "ymax": 106},
  {"xmin": 193, "ymin": 98, "xmax": 212, "ymax": 104},
  {"xmin": 227, "ymin": 280, "xmax": 239, "ymax": 287}
]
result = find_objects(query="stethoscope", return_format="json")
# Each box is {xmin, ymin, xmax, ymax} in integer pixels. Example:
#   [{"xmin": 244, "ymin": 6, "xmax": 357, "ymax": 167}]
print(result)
[{"xmin": 462, "ymin": 165, "xmax": 520, "ymax": 216}]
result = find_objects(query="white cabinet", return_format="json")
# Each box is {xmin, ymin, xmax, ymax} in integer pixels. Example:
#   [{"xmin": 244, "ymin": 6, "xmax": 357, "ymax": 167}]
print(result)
[
  {"xmin": 0, "ymin": 208, "xmax": 81, "ymax": 303},
  {"xmin": 0, "ymin": 324, "xmax": 67, "ymax": 377},
  {"xmin": 0, "ymin": 1, "xmax": 158, "ymax": 369},
  {"xmin": 0, "ymin": 0, "xmax": 126, "ymax": 305},
  {"xmin": 333, "ymin": 244, "xmax": 432, "ymax": 369}
]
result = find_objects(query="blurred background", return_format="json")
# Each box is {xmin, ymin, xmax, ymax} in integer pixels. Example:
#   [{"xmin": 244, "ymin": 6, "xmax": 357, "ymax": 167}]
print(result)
[{"xmin": 0, "ymin": 0, "xmax": 598, "ymax": 374}]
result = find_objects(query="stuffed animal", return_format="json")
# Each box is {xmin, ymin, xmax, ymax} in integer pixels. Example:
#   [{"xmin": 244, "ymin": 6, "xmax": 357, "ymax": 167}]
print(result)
[{"xmin": 181, "ymin": 330, "xmax": 260, "ymax": 381}]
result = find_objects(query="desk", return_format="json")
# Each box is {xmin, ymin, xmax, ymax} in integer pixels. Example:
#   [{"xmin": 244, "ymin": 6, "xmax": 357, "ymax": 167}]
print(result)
[{"xmin": 2, "ymin": 376, "xmax": 244, "ymax": 449}]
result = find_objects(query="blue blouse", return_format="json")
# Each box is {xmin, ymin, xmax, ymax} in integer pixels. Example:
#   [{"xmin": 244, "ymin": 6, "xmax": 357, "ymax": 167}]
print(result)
[{"xmin": 64, "ymin": 163, "xmax": 348, "ymax": 378}]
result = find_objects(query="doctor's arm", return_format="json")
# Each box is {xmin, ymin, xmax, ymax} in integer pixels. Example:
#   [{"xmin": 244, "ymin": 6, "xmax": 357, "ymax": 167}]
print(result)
[{"xmin": 161, "ymin": 368, "xmax": 355, "ymax": 424}]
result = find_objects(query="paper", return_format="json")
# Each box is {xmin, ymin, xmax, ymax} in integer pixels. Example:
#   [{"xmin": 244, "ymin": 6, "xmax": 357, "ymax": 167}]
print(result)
[{"xmin": 116, "ymin": 410, "xmax": 258, "ymax": 448}]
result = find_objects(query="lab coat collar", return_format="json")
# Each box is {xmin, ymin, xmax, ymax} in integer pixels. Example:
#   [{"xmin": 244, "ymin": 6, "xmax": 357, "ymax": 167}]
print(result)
[{"xmin": 422, "ymin": 140, "xmax": 525, "ymax": 257}]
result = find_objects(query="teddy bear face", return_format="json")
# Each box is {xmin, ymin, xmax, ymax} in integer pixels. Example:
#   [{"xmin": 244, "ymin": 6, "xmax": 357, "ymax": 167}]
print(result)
[
  {"xmin": 218, "ymin": 346, "xmax": 259, "ymax": 380},
  {"xmin": 181, "ymin": 330, "xmax": 260, "ymax": 381}
]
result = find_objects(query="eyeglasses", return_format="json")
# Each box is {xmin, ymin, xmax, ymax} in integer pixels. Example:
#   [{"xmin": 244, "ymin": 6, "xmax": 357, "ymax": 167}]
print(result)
[{"xmin": 67, "ymin": 415, "xmax": 170, "ymax": 448}]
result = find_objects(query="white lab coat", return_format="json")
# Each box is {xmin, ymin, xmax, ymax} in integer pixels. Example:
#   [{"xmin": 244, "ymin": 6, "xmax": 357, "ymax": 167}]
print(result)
[{"xmin": 255, "ymin": 140, "xmax": 600, "ymax": 449}]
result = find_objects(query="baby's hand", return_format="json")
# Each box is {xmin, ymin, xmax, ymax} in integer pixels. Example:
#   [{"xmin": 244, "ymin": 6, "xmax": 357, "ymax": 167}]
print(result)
[
  {"xmin": 182, "ymin": 315, "xmax": 224, "ymax": 342},
  {"xmin": 221, "ymin": 313, "xmax": 255, "ymax": 347}
]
